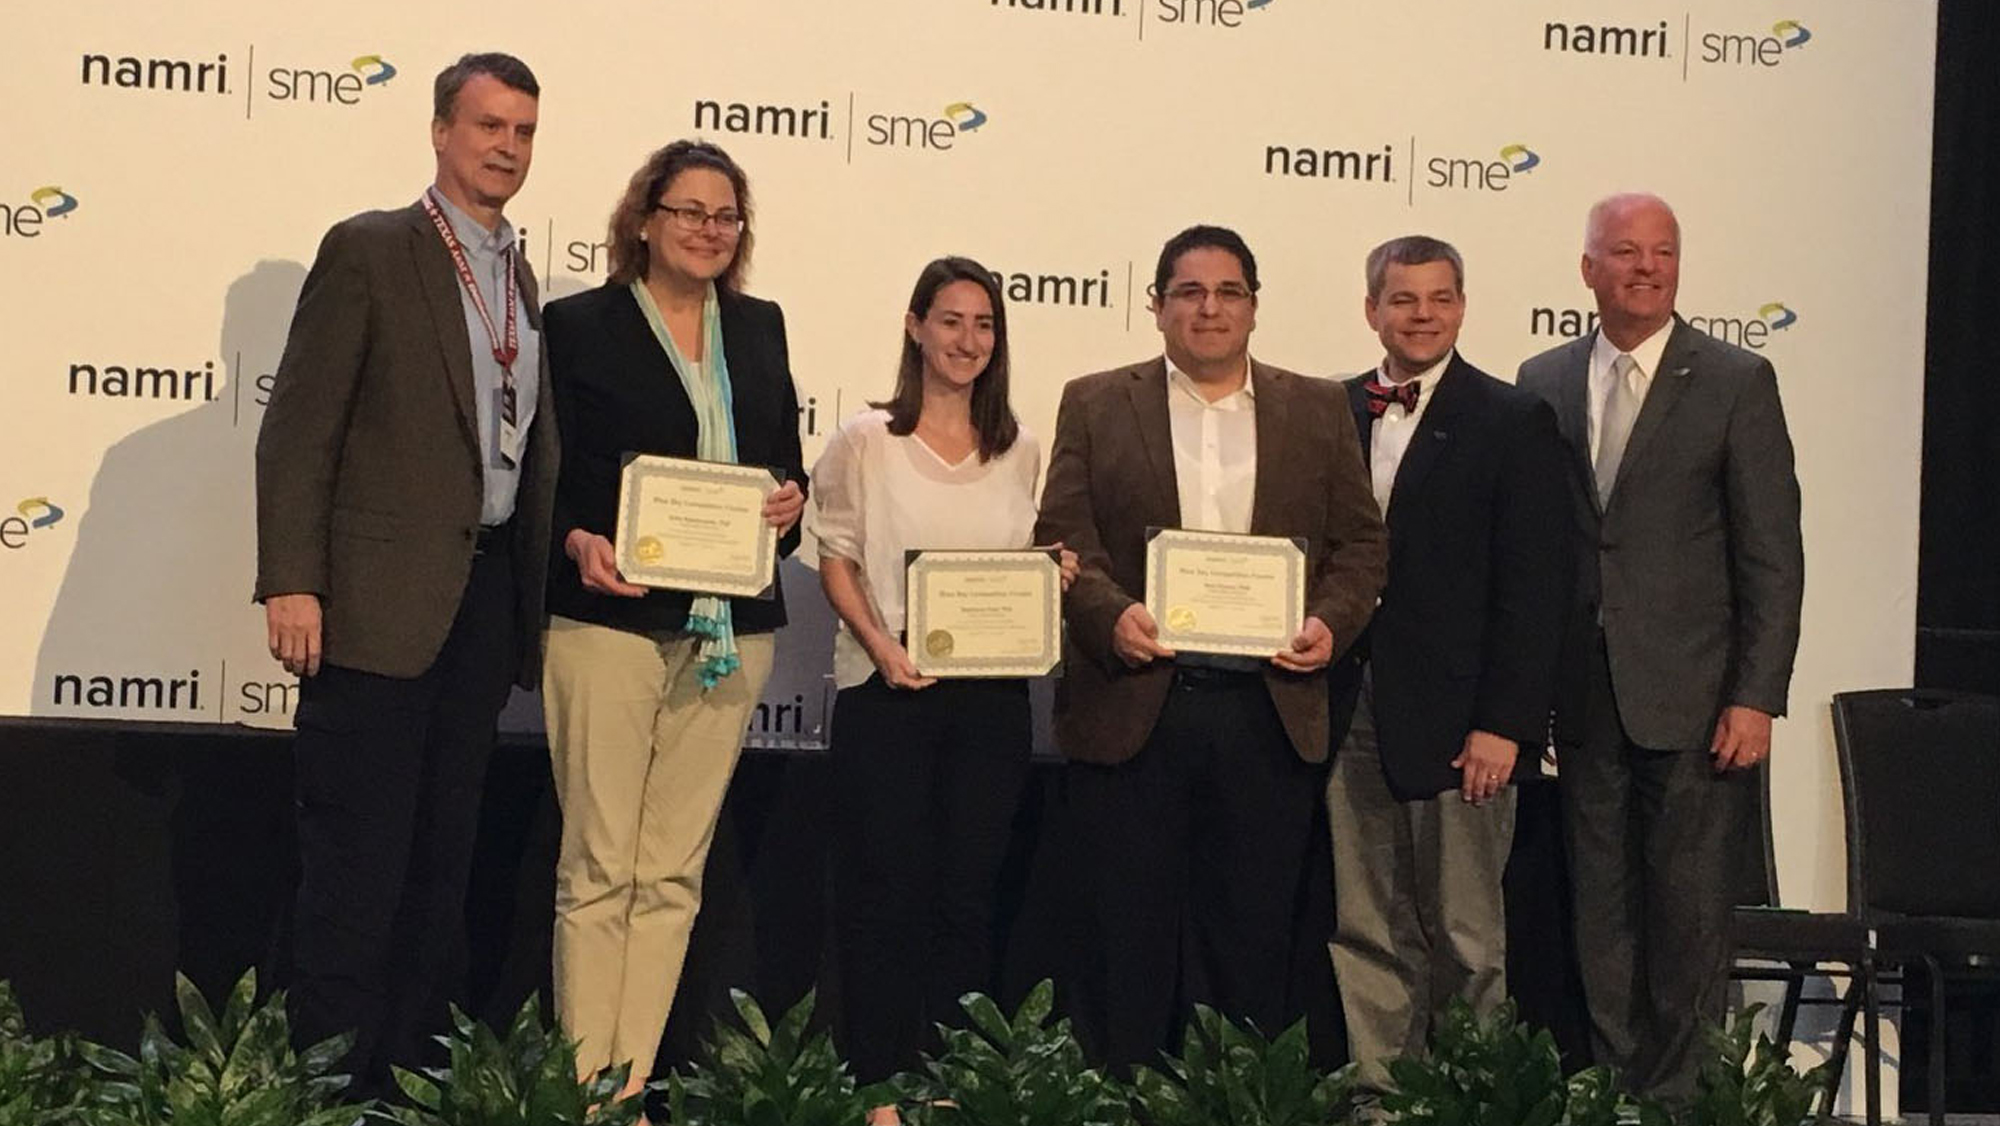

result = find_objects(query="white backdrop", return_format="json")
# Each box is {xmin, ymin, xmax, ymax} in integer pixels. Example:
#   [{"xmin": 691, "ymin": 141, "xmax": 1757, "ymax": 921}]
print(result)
[{"xmin": 3, "ymin": 1, "xmax": 1935, "ymax": 930}]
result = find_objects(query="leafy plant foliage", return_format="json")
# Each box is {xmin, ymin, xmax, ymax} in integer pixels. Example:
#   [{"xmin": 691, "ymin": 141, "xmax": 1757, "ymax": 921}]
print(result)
[
  {"xmin": 1381, "ymin": 998, "xmax": 1623, "ymax": 1126},
  {"xmin": 378, "ymin": 994, "xmax": 643, "ymax": 1126},
  {"xmin": 76, "ymin": 970, "xmax": 362, "ymax": 1126},
  {"xmin": 897, "ymin": 980, "xmax": 1129, "ymax": 1126},
  {"xmin": 662, "ymin": 989, "xmax": 881, "ymax": 1126},
  {"xmin": 1133, "ymin": 1004, "xmax": 1351, "ymax": 1126}
]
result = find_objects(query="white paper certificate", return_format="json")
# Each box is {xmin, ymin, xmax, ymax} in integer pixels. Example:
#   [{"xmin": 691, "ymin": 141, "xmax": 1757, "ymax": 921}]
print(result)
[
  {"xmin": 1144, "ymin": 528, "xmax": 1306, "ymax": 657},
  {"xmin": 904, "ymin": 550, "xmax": 1063, "ymax": 678},
  {"xmin": 614, "ymin": 454, "xmax": 780, "ymax": 598}
]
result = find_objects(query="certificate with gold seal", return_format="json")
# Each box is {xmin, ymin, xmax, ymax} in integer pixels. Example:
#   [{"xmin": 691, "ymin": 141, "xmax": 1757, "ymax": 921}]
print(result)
[
  {"xmin": 1144, "ymin": 527, "xmax": 1306, "ymax": 657},
  {"xmin": 904, "ymin": 550, "xmax": 1063, "ymax": 678},
  {"xmin": 614, "ymin": 453, "xmax": 781, "ymax": 598}
]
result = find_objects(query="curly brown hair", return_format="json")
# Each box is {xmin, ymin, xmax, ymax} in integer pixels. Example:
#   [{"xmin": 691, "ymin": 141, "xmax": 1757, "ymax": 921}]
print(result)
[{"xmin": 604, "ymin": 139, "xmax": 755, "ymax": 291}]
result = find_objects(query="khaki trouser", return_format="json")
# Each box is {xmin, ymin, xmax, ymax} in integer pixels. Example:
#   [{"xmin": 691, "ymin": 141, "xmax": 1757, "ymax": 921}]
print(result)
[
  {"xmin": 542, "ymin": 615, "xmax": 776, "ymax": 1077},
  {"xmin": 1327, "ymin": 671, "xmax": 1516, "ymax": 1096}
]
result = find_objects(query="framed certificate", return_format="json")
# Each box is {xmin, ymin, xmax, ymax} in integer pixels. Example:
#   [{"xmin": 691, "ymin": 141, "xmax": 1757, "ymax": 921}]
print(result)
[
  {"xmin": 1144, "ymin": 527, "xmax": 1306, "ymax": 657},
  {"xmin": 903, "ymin": 550, "xmax": 1063, "ymax": 678},
  {"xmin": 614, "ymin": 453, "xmax": 781, "ymax": 598}
]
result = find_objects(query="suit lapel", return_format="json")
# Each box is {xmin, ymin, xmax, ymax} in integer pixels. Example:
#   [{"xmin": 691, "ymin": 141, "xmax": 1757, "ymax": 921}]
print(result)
[
  {"xmin": 1555, "ymin": 335, "xmax": 1598, "ymax": 516},
  {"xmin": 1248, "ymin": 361, "xmax": 1290, "ymax": 535},
  {"xmin": 1125, "ymin": 359, "xmax": 1181, "ymax": 523},
  {"xmin": 407, "ymin": 207, "xmax": 483, "ymax": 454},
  {"xmin": 1384, "ymin": 357, "xmax": 1468, "ymax": 528},
  {"xmin": 1344, "ymin": 376, "xmax": 1374, "ymax": 463},
  {"xmin": 1610, "ymin": 319, "xmax": 1697, "ymax": 500}
]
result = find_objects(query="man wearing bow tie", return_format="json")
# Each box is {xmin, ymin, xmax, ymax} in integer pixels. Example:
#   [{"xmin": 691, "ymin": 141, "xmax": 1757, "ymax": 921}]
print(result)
[
  {"xmin": 1517, "ymin": 194, "xmax": 1803, "ymax": 1102},
  {"xmin": 1324, "ymin": 236, "xmax": 1570, "ymax": 1095}
]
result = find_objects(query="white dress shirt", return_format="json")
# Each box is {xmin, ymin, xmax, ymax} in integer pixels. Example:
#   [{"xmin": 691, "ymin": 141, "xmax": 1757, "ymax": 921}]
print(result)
[
  {"xmin": 1166, "ymin": 357, "xmax": 1257, "ymax": 534},
  {"xmin": 1587, "ymin": 321, "xmax": 1673, "ymax": 463},
  {"xmin": 1367, "ymin": 352, "xmax": 1451, "ymax": 516},
  {"xmin": 805, "ymin": 409, "xmax": 1042, "ymax": 689}
]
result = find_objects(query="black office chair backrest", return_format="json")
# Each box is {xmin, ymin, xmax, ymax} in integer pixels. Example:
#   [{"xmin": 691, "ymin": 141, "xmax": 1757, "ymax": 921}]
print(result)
[
  {"xmin": 1732, "ymin": 760, "xmax": 1780, "ymax": 909},
  {"xmin": 1832, "ymin": 688, "xmax": 2000, "ymax": 919}
]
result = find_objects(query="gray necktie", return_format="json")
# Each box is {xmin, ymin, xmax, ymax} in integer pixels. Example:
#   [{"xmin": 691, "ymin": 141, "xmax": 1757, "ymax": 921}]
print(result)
[{"xmin": 1594, "ymin": 353, "xmax": 1640, "ymax": 507}]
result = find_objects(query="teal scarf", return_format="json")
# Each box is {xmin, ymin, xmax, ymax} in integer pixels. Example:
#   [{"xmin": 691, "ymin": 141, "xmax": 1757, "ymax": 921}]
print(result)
[{"xmin": 629, "ymin": 279, "xmax": 742, "ymax": 688}]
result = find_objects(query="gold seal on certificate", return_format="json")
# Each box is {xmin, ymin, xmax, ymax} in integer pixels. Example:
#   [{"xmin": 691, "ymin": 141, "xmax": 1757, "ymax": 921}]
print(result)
[
  {"xmin": 1144, "ymin": 527, "xmax": 1306, "ymax": 657},
  {"xmin": 904, "ymin": 550, "xmax": 1063, "ymax": 678},
  {"xmin": 614, "ymin": 453, "xmax": 781, "ymax": 598}
]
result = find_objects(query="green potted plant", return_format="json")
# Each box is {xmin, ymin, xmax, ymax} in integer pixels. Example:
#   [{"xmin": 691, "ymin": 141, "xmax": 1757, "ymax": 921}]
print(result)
[
  {"xmin": 1133, "ymin": 1004, "xmax": 1350, "ymax": 1126},
  {"xmin": 894, "ymin": 981, "xmax": 1129, "ymax": 1126},
  {"xmin": 1379, "ymin": 998, "xmax": 1621, "ymax": 1126},
  {"xmin": 1647, "ymin": 1004, "xmax": 1828, "ymax": 1126},
  {"xmin": 377, "ymin": 995, "xmax": 643, "ymax": 1126},
  {"xmin": 662, "ymin": 989, "xmax": 883, "ymax": 1126},
  {"xmin": 75, "ymin": 969, "xmax": 363, "ymax": 1126},
  {"xmin": 1, "ymin": 982, "xmax": 94, "ymax": 1126}
]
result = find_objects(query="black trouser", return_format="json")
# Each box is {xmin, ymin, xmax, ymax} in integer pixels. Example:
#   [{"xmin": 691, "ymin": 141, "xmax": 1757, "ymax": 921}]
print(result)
[
  {"xmin": 287, "ymin": 542, "xmax": 518, "ymax": 1100},
  {"xmin": 1562, "ymin": 632, "xmax": 1745, "ymax": 1104},
  {"xmin": 1064, "ymin": 668, "xmax": 1321, "ymax": 1073},
  {"xmin": 830, "ymin": 675, "xmax": 1033, "ymax": 1083}
]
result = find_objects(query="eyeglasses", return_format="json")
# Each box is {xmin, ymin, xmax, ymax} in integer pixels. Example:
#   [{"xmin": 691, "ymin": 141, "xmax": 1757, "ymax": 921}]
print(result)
[
  {"xmin": 1153, "ymin": 282, "xmax": 1256, "ymax": 306},
  {"xmin": 652, "ymin": 202, "xmax": 745, "ymax": 235}
]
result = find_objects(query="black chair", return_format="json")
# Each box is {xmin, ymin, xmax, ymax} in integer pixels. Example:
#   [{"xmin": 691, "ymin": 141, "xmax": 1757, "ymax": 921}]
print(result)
[
  {"xmin": 1728, "ymin": 757, "xmax": 1880, "ymax": 1123},
  {"xmin": 1834, "ymin": 688, "xmax": 2000, "ymax": 1126}
]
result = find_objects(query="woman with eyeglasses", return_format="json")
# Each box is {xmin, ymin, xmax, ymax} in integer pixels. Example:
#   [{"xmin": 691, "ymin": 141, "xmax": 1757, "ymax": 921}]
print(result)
[
  {"xmin": 806, "ymin": 256, "xmax": 1076, "ymax": 1125},
  {"xmin": 539, "ymin": 139, "xmax": 806, "ymax": 1112}
]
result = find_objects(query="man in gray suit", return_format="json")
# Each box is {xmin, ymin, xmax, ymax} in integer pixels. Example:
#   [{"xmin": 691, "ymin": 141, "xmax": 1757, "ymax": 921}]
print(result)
[
  {"xmin": 253, "ymin": 52, "xmax": 556, "ymax": 1098},
  {"xmin": 1517, "ymin": 192, "xmax": 1803, "ymax": 1103}
]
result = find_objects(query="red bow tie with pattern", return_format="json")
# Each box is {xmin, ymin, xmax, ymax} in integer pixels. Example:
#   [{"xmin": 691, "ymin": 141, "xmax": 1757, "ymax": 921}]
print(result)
[{"xmin": 1364, "ymin": 377, "xmax": 1420, "ymax": 417}]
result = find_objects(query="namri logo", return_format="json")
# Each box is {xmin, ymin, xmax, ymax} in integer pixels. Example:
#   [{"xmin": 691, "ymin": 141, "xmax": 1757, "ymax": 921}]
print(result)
[
  {"xmin": 1543, "ymin": 20, "xmax": 1672, "ymax": 58},
  {"xmin": 2, "ymin": 186, "xmax": 79, "ymax": 238},
  {"xmin": 69, "ymin": 359, "xmax": 219, "ymax": 402},
  {"xmin": 990, "ymin": 0, "xmax": 1125, "ymax": 13},
  {"xmin": 693, "ymin": 97, "xmax": 835, "ymax": 140},
  {"xmin": 1264, "ymin": 142, "xmax": 1396, "ymax": 183},
  {"xmin": 51, "ymin": 668, "xmax": 205, "ymax": 712},
  {"xmin": 81, "ymin": 51, "xmax": 231, "ymax": 93},
  {"xmin": 1, "ymin": 497, "xmax": 66, "ymax": 551},
  {"xmin": 1700, "ymin": 20, "xmax": 1811, "ymax": 67}
]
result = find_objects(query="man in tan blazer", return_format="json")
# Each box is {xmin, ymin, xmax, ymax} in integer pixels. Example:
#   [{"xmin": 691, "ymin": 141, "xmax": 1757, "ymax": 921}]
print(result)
[
  {"xmin": 253, "ymin": 52, "xmax": 557, "ymax": 1099},
  {"xmin": 1035, "ymin": 225, "xmax": 1387, "ymax": 1070}
]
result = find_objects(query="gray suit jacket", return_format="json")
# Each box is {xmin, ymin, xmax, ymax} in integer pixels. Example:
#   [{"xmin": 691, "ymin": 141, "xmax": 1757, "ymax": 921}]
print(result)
[
  {"xmin": 1033, "ymin": 358, "xmax": 1388, "ymax": 766},
  {"xmin": 1517, "ymin": 318, "xmax": 1802, "ymax": 751},
  {"xmin": 254, "ymin": 203, "xmax": 558, "ymax": 687}
]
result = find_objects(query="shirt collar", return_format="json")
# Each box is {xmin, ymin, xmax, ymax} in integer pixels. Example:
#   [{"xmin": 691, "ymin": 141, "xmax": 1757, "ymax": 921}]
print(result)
[
  {"xmin": 1165, "ymin": 354, "xmax": 1256, "ymax": 405},
  {"xmin": 1376, "ymin": 349, "xmax": 1452, "ymax": 393},
  {"xmin": 429, "ymin": 186, "xmax": 514, "ymax": 257},
  {"xmin": 1591, "ymin": 319, "xmax": 1673, "ymax": 380}
]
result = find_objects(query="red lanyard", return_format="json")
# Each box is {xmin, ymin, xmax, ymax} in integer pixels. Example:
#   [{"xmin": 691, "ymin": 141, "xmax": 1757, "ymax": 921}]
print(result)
[{"xmin": 421, "ymin": 188, "xmax": 517, "ymax": 371}]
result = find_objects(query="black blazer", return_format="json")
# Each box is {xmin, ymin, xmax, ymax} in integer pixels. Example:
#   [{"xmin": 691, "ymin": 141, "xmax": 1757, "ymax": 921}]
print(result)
[
  {"xmin": 542, "ymin": 282, "xmax": 806, "ymax": 635},
  {"xmin": 1327, "ymin": 354, "xmax": 1572, "ymax": 799}
]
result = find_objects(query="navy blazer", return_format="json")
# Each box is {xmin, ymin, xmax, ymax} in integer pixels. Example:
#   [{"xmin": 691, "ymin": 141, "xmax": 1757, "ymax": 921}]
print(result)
[
  {"xmin": 1327, "ymin": 354, "xmax": 1573, "ymax": 799},
  {"xmin": 541, "ymin": 282, "xmax": 807, "ymax": 636}
]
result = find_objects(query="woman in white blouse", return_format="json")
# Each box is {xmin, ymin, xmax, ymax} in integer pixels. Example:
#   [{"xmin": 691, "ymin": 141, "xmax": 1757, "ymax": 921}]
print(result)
[{"xmin": 808, "ymin": 257, "xmax": 1073, "ymax": 1123}]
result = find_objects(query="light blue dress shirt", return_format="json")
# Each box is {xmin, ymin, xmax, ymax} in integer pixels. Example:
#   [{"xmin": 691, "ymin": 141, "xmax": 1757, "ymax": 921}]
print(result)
[{"xmin": 431, "ymin": 190, "xmax": 541, "ymax": 525}]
